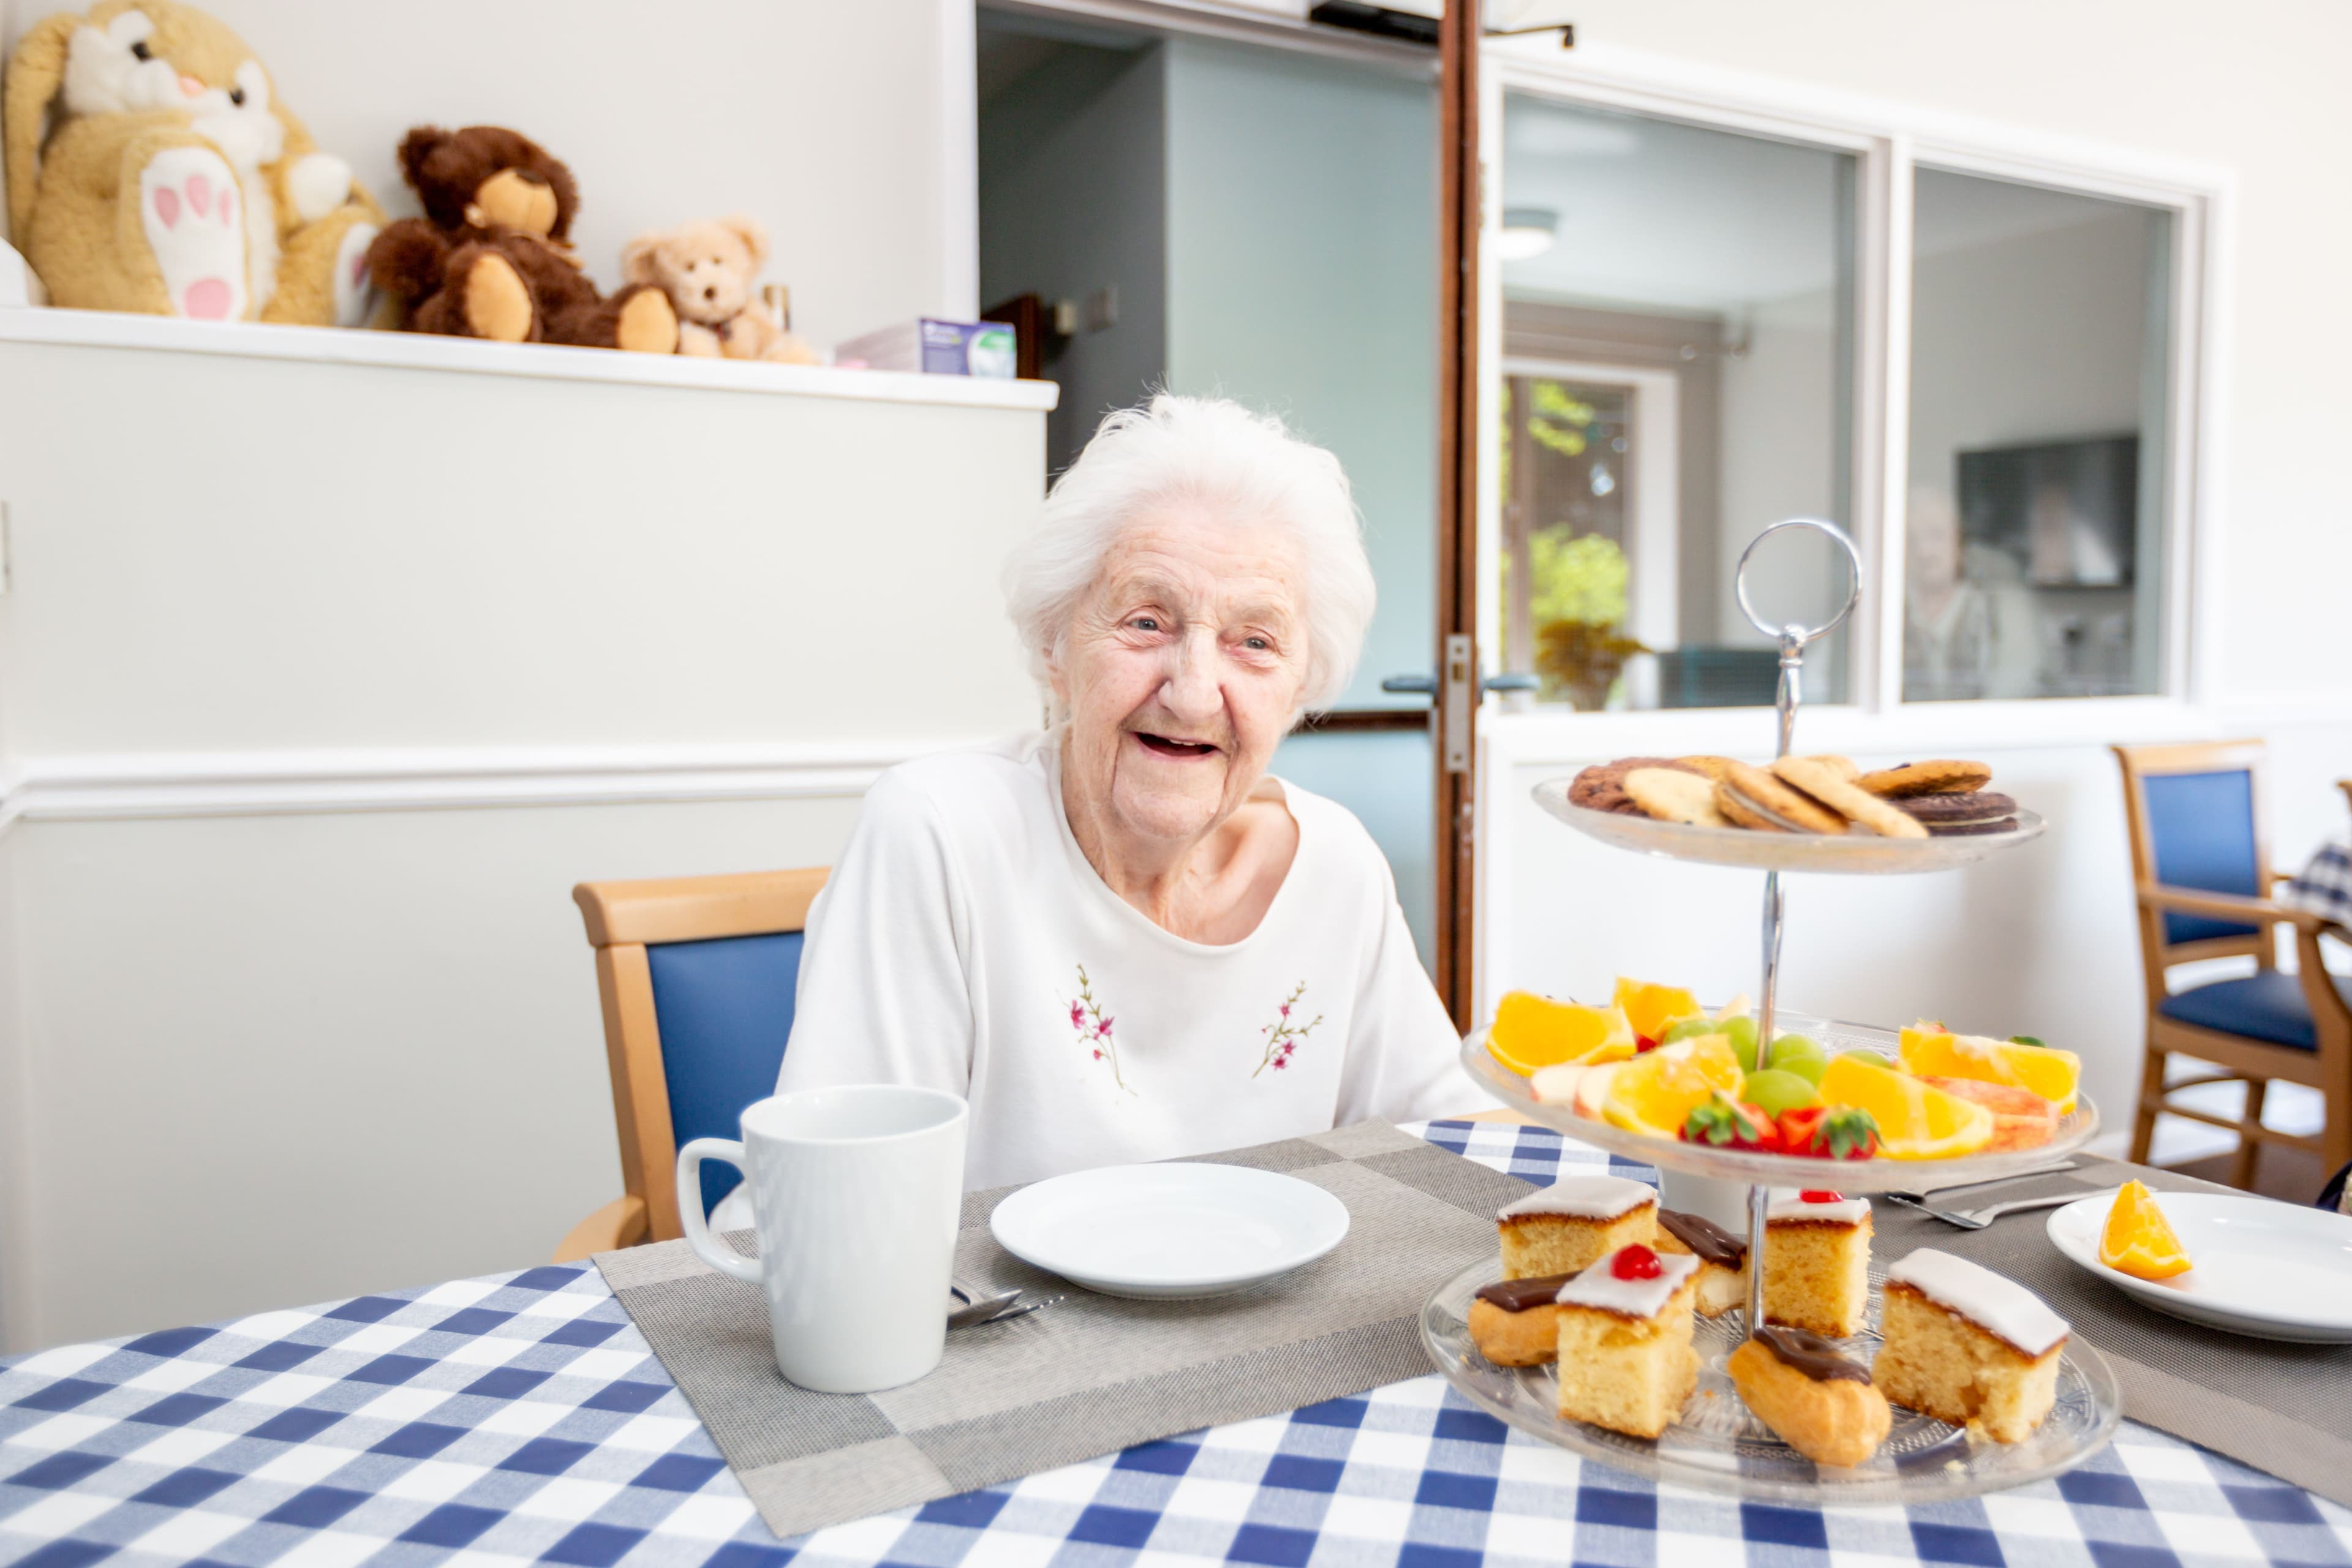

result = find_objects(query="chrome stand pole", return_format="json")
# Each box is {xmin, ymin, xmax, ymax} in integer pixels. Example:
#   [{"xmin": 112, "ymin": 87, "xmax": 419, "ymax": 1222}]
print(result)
[
  {"xmin": 1744, "ymin": 1178, "xmax": 1771, "ymax": 1331},
  {"xmin": 1754, "ymin": 629, "xmax": 1803, "ymax": 1076}
]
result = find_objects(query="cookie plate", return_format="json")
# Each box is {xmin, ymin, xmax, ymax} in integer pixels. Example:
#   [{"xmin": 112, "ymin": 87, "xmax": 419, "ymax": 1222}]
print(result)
[
  {"xmin": 1463, "ymin": 1021, "xmax": 2102, "ymax": 1194},
  {"xmin": 1421, "ymin": 1257, "xmax": 2120, "ymax": 1504},
  {"xmin": 1534, "ymin": 779, "xmax": 2046, "ymax": 874}
]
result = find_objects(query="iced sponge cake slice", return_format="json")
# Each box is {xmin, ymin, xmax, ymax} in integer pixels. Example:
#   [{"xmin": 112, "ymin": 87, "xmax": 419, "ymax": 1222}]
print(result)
[
  {"xmin": 1873, "ymin": 1249, "xmax": 2068, "ymax": 1443},
  {"xmin": 1498, "ymin": 1175, "xmax": 1657, "ymax": 1280},
  {"xmin": 1553, "ymin": 1243, "xmax": 1701, "ymax": 1439}
]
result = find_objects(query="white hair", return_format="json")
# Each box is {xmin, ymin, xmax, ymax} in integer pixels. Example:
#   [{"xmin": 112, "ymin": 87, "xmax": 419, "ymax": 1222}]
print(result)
[{"xmin": 1002, "ymin": 393, "xmax": 1377, "ymax": 716}]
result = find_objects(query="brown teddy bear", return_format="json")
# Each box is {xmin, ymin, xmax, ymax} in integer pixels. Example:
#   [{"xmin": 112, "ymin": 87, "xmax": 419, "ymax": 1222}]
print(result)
[
  {"xmin": 622, "ymin": 214, "xmax": 817, "ymax": 363},
  {"xmin": 365, "ymin": 125, "xmax": 676, "ymax": 353},
  {"xmin": 4, "ymin": 0, "xmax": 384, "ymax": 325}
]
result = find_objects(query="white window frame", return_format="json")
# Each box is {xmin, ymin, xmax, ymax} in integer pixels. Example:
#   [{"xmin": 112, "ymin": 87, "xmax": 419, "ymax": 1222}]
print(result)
[
  {"xmin": 1475, "ymin": 36, "xmax": 2231, "ymax": 760},
  {"xmin": 1470, "ymin": 37, "xmax": 2231, "ymax": 1025}
]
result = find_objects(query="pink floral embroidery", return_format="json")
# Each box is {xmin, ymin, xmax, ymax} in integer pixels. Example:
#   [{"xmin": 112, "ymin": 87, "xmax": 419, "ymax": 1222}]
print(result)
[
  {"xmin": 1253, "ymin": 981, "xmax": 1322, "ymax": 1078},
  {"xmin": 1068, "ymin": 964, "xmax": 1131, "ymax": 1092}
]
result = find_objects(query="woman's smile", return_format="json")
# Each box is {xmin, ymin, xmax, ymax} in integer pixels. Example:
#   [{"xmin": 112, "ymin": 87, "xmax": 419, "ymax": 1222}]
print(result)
[{"xmin": 1132, "ymin": 731, "xmax": 1223, "ymax": 760}]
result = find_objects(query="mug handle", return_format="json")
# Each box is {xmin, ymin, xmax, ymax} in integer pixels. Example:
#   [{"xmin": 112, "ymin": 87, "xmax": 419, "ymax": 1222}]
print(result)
[{"xmin": 677, "ymin": 1137, "xmax": 763, "ymax": 1284}]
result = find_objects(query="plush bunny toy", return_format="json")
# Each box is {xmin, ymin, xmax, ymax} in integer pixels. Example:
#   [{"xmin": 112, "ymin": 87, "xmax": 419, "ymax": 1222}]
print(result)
[{"xmin": 3, "ymin": 0, "xmax": 383, "ymax": 325}]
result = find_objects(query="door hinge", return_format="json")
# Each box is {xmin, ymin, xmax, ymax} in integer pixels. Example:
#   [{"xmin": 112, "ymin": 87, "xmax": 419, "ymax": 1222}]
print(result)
[{"xmin": 1442, "ymin": 632, "xmax": 1474, "ymax": 774}]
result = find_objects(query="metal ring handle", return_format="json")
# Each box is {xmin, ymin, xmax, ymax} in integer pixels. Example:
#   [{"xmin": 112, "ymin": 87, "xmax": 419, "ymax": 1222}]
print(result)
[{"xmin": 1733, "ymin": 517, "xmax": 1862, "ymax": 647}]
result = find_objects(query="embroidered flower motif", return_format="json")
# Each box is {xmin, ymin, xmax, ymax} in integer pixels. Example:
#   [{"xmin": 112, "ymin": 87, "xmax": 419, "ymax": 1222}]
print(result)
[
  {"xmin": 1068, "ymin": 965, "xmax": 1131, "ymax": 1092},
  {"xmin": 1253, "ymin": 981, "xmax": 1322, "ymax": 1079}
]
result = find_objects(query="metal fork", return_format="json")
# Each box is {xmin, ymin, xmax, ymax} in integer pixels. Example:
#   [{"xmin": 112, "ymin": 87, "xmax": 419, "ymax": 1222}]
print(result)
[{"xmin": 1881, "ymin": 1186, "xmax": 2122, "ymax": 1231}]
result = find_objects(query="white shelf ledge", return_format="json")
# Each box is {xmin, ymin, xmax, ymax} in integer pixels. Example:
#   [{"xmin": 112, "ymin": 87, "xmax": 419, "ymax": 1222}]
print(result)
[{"xmin": 0, "ymin": 304, "xmax": 1060, "ymax": 412}]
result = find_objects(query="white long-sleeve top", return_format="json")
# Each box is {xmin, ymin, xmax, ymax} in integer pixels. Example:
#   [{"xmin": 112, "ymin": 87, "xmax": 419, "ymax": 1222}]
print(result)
[{"xmin": 769, "ymin": 733, "xmax": 1484, "ymax": 1191}]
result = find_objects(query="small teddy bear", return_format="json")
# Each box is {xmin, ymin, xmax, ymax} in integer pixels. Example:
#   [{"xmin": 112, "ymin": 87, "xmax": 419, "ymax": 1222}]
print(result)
[
  {"xmin": 622, "ymin": 214, "xmax": 818, "ymax": 364},
  {"xmin": 366, "ymin": 125, "xmax": 676, "ymax": 353}
]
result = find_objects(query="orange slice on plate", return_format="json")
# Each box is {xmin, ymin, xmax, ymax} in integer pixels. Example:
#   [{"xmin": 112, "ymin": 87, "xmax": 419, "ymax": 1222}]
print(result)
[
  {"xmin": 1613, "ymin": 977, "xmax": 1702, "ymax": 1044},
  {"xmin": 1488, "ymin": 992, "xmax": 1635, "ymax": 1076},
  {"xmin": 1898, "ymin": 1022, "xmax": 2081, "ymax": 1114},
  {"xmin": 1602, "ymin": 1035, "xmax": 1744, "ymax": 1137},
  {"xmin": 2099, "ymin": 1179, "xmax": 2193, "ymax": 1279},
  {"xmin": 1816, "ymin": 1054, "xmax": 1994, "ymax": 1160}
]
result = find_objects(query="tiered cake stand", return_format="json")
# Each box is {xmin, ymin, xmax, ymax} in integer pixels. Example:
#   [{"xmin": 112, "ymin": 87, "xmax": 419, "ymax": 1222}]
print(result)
[{"xmin": 1423, "ymin": 519, "xmax": 2119, "ymax": 1502}]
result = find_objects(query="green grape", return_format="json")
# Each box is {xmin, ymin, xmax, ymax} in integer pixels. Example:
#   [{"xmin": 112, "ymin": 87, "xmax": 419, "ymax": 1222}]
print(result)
[
  {"xmin": 1719, "ymin": 1014, "xmax": 1760, "ymax": 1074},
  {"xmin": 1659, "ymin": 1016, "xmax": 1717, "ymax": 1047},
  {"xmin": 1741, "ymin": 1069, "xmax": 1820, "ymax": 1117},
  {"xmin": 1839, "ymin": 1049, "xmax": 1896, "ymax": 1071},
  {"xmin": 1765, "ymin": 1033, "xmax": 1828, "ymax": 1084}
]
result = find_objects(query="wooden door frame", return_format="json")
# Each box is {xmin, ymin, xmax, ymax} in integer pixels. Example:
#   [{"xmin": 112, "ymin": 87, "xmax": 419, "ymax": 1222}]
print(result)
[{"xmin": 1433, "ymin": 0, "xmax": 1480, "ymax": 1027}]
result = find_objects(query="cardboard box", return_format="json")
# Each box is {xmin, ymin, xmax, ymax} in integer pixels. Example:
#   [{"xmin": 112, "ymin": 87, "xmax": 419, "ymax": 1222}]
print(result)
[{"xmin": 833, "ymin": 318, "xmax": 1017, "ymax": 378}]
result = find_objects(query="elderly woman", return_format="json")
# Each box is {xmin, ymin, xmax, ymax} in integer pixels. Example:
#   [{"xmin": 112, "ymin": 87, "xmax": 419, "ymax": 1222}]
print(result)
[{"xmin": 772, "ymin": 394, "xmax": 1479, "ymax": 1188}]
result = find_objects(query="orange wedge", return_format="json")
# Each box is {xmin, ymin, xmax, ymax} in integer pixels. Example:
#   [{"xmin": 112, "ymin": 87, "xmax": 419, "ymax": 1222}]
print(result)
[
  {"xmin": 1602, "ymin": 1035, "xmax": 1744, "ymax": 1137},
  {"xmin": 1613, "ymin": 977, "xmax": 1702, "ymax": 1043},
  {"xmin": 1488, "ymin": 992, "xmax": 1635, "ymax": 1076},
  {"xmin": 2099, "ymin": 1180, "xmax": 2192, "ymax": 1280},
  {"xmin": 1816, "ymin": 1054, "xmax": 1994, "ymax": 1160},
  {"xmin": 1898, "ymin": 1023, "xmax": 2081, "ymax": 1115}
]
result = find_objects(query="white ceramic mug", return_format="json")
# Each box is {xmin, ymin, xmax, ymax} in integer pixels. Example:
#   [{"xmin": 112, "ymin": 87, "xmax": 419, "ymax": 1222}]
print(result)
[{"xmin": 677, "ymin": 1085, "xmax": 968, "ymax": 1395}]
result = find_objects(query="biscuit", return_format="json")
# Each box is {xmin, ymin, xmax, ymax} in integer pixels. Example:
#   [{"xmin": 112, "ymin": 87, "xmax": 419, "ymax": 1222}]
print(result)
[
  {"xmin": 1570, "ymin": 757, "xmax": 1699, "ymax": 815},
  {"xmin": 1856, "ymin": 760, "xmax": 1992, "ymax": 797},
  {"xmin": 1676, "ymin": 755, "xmax": 1740, "ymax": 782},
  {"xmin": 1719, "ymin": 761, "xmax": 1845, "ymax": 834},
  {"xmin": 1809, "ymin": 755, "xmax": 1861, "ymax": 781},
  {"xmin": 1773, "ymin": 756, "xmax": 1929, "ymax": 839},
  {"xmin": 1625, "ymin": 768, "xmax": 1730, "ymax": 827},
  {"xmin": 1896, "ymin": 790, "xmax": 2016, "ymax": 827}
]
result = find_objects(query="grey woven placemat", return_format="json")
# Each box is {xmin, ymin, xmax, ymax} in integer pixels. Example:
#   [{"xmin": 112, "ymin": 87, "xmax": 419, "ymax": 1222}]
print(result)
[
  {"xmin": 1875, "ymin": 1155, "xmax": 2352, "ymax": 1506},
  {"xmin": 595, "ymin": 1120, "xmax": 1529, "ymax": 1538}
]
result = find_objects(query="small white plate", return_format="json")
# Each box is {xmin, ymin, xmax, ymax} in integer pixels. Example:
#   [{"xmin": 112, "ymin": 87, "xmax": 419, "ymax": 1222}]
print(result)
[
  {"xmin": 990, "ymin": 1163, "xmax": 1351, "ymax": 1299},
  {"xmin": 2046, "ymin": 1189, "xmax": 2352, "ymax": 1342}
]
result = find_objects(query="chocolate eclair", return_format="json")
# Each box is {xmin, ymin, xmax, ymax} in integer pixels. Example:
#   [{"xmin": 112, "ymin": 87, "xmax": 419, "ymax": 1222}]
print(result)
[
  {"xmin": 1653, "ymin": 1210, "xmax": 1751, "ymax": 1317},
  {"xmin": 1468, "ymin": 1273, "xmax": 1570, "ymax": 1366},
  {"xmin": 1726, "ymin": 1326, "xmax": 1892, "ymax": 1467}
]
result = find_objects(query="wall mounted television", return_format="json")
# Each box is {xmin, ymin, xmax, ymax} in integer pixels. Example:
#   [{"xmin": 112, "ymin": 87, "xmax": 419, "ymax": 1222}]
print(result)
[{"xmin": 1956, "ymin": 434, "xmax": 2138, "ymax": 588}]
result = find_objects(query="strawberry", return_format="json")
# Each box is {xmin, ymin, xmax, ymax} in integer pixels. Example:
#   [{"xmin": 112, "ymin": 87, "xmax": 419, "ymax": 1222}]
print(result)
[
  {"xmin": 1679, "ymin": 1093, "xmax": 1781, "ymax": 1153},
  {"xmin": 1777, "ymin": 1106, "xmax": 1881, "ymax": 1160}
]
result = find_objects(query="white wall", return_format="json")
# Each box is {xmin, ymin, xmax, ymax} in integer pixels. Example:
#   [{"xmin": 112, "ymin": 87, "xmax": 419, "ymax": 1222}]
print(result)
[
  {"xmin": 0, "ymin": 326, "xmax": 1052, "ymax": 1351},
  {"xmin": 2, "ymin": 0, "xmax": 972, "ymax": 347}
]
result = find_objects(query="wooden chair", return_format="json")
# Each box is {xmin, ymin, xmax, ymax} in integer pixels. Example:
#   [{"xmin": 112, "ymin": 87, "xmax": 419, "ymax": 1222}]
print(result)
[
  {"xmin": 554, "ymin": 867, "xmax": 829, "ymax": 1262},
  {"xmin": 2113, "ymin": 742, "xmax": 2352, "ymax": 1189}
]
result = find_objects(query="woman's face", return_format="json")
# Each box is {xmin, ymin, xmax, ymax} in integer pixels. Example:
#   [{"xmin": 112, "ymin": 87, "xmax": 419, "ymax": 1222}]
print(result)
[{"xmin": 1052, "ymin": 507, "xmax": 1311, "ymax": 848}]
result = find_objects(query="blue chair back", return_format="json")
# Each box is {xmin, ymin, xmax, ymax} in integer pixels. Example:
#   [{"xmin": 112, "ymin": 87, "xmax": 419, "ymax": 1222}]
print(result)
[
  {"xmin": 2142, "ymin": 769, "xmax": 2262, "ymax": 946},
  {"xmin": 646, "ymin": 930, "xmax": 804, "ymax": 1216}
]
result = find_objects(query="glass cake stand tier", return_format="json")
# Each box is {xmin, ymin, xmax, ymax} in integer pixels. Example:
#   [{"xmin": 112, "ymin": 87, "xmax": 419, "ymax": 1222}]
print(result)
[
  {"xmin": 1463, "ymin": 1021, "xmax": 2101, "ymax": 1194},
  {"xmin": 1421, "ymin": 1256, "xmax": 2120, "ymax": 1504},
  {"xmin": 1532, "ymin": 784, "xmax": 2046, "ymax": 875}
]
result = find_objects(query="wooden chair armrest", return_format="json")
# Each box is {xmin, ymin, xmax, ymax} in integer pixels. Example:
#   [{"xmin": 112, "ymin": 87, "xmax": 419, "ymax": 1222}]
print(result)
[
  {"xmin": 2135, "ymin": 882, "xmax": 2326, "ymax": 932},
  {"xmin": 553, "ymin": 1194, "xmax": 649, "ymax": 1264}
]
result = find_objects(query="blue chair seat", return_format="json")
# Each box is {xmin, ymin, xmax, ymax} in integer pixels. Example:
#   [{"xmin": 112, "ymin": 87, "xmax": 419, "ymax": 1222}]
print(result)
[{"xmin": 2158, "ymin": 969, "xmax": 2351, "ymax": 1052}]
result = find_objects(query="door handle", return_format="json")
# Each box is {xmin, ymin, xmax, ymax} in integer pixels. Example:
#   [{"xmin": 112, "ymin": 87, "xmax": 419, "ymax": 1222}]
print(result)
[{"xmin": 1484, "ymin": 673, "xmax": 1540, "ymax": 693}]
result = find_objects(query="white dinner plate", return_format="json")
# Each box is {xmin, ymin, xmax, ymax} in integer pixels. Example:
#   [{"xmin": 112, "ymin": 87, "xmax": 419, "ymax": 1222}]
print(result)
[
  {"xmin": 989, "ymin": 1163, "xmax": 1351, "ymax": 1299},
  {"xmin": 2046, "ymin": 1189, "xmax": 2352, "ymax": 1341}
]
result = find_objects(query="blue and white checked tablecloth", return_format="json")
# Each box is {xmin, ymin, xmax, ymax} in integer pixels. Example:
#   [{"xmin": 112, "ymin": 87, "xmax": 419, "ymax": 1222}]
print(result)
[
  {"xmin": 6, "ymin": 1120, "xmax": 2351, "ymax": 1568},
  {"xmin": 2285, "ymin": 839, "xmax": 2352, "ymax": 931}
]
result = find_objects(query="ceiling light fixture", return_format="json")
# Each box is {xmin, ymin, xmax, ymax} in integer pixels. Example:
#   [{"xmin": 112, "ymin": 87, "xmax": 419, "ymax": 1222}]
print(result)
[{"xmin": 1498, "ymin": 206, "xmax": 1558, "ymax": 261}]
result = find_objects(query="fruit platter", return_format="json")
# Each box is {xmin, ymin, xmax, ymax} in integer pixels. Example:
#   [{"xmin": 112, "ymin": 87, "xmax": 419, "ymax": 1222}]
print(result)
[{"xmin": 1464, "ymin": 979, "xmax": 2100, "ymax": 1194}]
